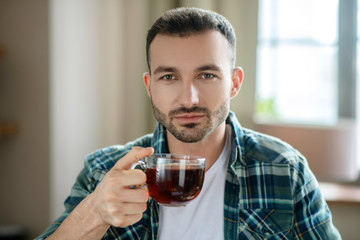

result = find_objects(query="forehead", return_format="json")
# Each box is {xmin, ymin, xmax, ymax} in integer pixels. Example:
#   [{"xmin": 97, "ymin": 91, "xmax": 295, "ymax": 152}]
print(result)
[{"xmin": 148, "ymin": 31, "xmax": 232, "ymax": 73}]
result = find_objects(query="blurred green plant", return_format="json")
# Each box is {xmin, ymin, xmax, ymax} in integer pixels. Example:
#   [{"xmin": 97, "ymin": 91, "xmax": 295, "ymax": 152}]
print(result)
[{"xmin": 255, "ymin": 96, "xmax": 279, "ymax": 119}]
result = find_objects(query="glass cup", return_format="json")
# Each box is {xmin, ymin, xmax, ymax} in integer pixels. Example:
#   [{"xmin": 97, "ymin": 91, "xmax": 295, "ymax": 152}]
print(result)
[{"xmin": 131, "ymin": 153, "xmax": 206, "ymax": 207}]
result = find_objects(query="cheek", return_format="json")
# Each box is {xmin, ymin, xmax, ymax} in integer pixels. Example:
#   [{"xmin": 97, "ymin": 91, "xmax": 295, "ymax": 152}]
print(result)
[
  {"xmin": 203, "ymin": 84, "xmax": 231, "ymax": 105},
  {"xmin": 150, "ymin": 86, "xmax": 173, "ymax": 109}
]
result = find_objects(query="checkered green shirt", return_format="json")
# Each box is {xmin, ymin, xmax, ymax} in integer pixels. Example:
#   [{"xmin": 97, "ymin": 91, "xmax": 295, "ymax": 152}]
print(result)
[{"xmin": 37, "ymin": 111, "xmax": 341, "ymax": 239}]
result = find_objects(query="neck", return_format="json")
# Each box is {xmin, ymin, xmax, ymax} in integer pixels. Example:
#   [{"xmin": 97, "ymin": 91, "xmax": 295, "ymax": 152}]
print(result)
[{"xmin": 166, "ymin": 123, "xmax": 227, "ymax": 171}]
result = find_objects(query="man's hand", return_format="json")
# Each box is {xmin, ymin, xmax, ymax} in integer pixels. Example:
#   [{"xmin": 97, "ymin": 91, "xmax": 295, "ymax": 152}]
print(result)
[
  {"xmin": 90, "ymin": 146, "xmax": 154, "ymax": 228},
  {"xmin": 48, "ymin": 146, "xmax": 154, "ymax": 240}
]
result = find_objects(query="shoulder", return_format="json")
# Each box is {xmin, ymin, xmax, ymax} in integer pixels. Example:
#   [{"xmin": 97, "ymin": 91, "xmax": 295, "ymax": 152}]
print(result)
[
  {"xmin": 228, "ymin": 112, "xmax": 305, "ymax": 168},
  {"xmin": 239, "ymin": 127, "xmax": 306, "ymax": 168},
  {"xmin": 84, "ymin": 134, "xmax": 153, "ymax": 184}
]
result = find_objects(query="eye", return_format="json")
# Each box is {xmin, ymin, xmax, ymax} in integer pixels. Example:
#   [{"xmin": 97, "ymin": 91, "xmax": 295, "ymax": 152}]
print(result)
[
  {"xmin": 200, "ymin": 73, "xmax": 215, "ymax": 79},
  {"xmin": 160, "ymin": 74, "xmax": 176, "ymax": 81}
]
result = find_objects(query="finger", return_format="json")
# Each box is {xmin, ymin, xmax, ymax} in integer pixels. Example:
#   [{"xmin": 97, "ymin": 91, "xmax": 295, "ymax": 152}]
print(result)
[
  {"xmin": 116, "ymin": 187, "xmax": 149, "ymax": 203},
  {"xmin": 115, "ymin": 169, "xmax": 147, "ymax": 188},
  {"xmin": 113, "ymin": 147, "xmax": 154, "ymax": 170}
]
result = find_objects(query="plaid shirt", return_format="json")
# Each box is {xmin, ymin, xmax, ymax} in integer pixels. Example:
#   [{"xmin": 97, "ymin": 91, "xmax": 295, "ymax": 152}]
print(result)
[{"xmin": 37, "ymin": 111, "xmax": 341, "ymax": 239}]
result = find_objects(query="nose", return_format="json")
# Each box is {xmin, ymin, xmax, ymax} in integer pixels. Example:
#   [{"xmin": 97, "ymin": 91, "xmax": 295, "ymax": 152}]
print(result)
[{"xmin": 179, "ymin": 81, "xmax": 200, "ymax": 108}]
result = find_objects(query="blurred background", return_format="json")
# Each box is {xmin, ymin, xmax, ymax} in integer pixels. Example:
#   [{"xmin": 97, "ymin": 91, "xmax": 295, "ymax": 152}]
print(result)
[{"xmin": 0, "ymin": 0, "xmax": 359, "ymax": 239}]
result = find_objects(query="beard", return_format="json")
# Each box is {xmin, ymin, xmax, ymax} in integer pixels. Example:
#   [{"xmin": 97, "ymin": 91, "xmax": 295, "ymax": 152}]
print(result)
[{"xmin": 151, "ymin": 99, "xmax": 229, "ymax": 143}]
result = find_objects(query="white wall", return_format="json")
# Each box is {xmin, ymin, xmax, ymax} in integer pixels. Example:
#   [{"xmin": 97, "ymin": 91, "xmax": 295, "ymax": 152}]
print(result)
[
  {"xmin": 49, "ymin": 0, "xmax": 162, "ymax": 220},
  {"xmin": 50, "ymin": 0, "xmax": 125, "ymax": 220}
]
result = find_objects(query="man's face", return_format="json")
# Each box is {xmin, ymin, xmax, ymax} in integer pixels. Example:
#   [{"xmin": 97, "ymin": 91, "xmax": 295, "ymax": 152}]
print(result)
[{"xmin": 144, "ymin": 31, "xmax": 240, "ymax": 143}]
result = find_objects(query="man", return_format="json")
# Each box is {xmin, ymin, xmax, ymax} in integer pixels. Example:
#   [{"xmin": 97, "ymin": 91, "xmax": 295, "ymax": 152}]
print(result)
[{"xmin": 37, "ymin": 7, "xmax": 341, "ymax": 239}]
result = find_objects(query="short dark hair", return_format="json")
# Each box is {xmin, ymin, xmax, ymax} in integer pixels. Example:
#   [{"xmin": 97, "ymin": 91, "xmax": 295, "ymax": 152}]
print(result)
[{"xmin": 146, "ymin": 7, "xmax": 236, "ymax": 72}]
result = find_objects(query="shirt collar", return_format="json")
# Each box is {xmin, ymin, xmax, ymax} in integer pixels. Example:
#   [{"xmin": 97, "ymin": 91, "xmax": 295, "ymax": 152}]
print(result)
[
  {"xmin": 225, "ymin": 111, "xmax": 246, "ymax": 170},
  {"xmin": 226, "ymin": 111, "xmax": 242, "ymax": 148},
  {"xmin": 150, "ymin": 122, "xmax": 168, "ymax": 154}
]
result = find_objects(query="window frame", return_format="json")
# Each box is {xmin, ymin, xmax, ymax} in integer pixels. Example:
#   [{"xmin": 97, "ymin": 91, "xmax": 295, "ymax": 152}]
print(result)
[{"xmin": 338, "ymin": 0, "xmax": 357, "ymax": 119}]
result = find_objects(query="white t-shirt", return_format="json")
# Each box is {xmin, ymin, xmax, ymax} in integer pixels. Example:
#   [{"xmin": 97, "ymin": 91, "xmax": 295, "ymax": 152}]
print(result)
[{"xmin": 158, "ymin": 125, "xmax": 232, "ymax": 240}]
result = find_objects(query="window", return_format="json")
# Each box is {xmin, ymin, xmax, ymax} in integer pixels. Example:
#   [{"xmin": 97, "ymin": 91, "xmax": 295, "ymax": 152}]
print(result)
[
  {"xmin": 255, "ymin": 0, "xmax": 359, "ymax": 181},
  {"xmin": 256, "ymin": 0, "xmax": 352, "ymax": 126}
]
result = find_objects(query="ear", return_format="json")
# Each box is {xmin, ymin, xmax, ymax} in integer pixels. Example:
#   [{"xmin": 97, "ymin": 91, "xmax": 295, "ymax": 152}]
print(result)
[
  {"xmin": 230, "ymin": 67, "xmax": 244, "ymax": 99},
  {"xmin": 143, "ymin": 72, "xmax": 151, "ymax": 97}
]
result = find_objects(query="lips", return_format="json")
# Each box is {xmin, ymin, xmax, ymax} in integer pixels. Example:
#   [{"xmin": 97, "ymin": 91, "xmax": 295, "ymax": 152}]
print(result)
[{"xmin": 173, "ymin": 113, "xmax": 205, "ymax": 124}]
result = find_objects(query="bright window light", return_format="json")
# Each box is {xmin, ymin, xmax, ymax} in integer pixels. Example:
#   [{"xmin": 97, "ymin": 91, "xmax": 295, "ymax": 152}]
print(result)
[{"xmin": 256, "ymin": 0, "xmax": 339, "ymax": 125}]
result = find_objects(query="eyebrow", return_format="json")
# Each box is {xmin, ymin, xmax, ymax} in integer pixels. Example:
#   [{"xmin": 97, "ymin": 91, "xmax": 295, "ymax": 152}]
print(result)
[
  {"xmin": 152, "ymin": 64, "xmax": 222, "ymax": 75},
  {"xmin": 153, "ymin": 66, "xmax": 179, "ymax": 75},
  {"xmin": 196, "ymin": 64, "xmax": 222, "ymax": 72}
]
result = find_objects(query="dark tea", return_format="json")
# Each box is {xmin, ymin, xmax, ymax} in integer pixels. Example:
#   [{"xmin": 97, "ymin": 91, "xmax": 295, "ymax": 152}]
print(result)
[{"xmin": 146, "ymin": 164, "xmax": 205, "ymax": 206}]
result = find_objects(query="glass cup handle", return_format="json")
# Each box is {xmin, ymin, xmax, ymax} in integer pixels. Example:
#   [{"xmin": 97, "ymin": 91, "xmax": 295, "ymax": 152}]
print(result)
[
  {"xmin": 130, "ymin": 160, "xmax": 147, "ymax": 189},
  {"xmin": 130, "ymin": 160, "xmax": 147, "ymax": 171}
]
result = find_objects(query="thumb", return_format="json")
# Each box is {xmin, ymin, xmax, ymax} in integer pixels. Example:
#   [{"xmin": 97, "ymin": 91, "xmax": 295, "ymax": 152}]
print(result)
[{"xmin": 113, "ymin": 146, "xmax": 154, "ymax": 170}]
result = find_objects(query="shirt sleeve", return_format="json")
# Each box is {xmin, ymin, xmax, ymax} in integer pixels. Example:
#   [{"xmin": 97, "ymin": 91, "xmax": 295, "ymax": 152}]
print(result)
[
  {"xmin": 34, "ymin": 169, "xmax": 92, "ymax": 239},
  {"xmin": 291, "ymin": 162, "xmax": 342, "ymax": 239}
]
